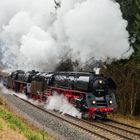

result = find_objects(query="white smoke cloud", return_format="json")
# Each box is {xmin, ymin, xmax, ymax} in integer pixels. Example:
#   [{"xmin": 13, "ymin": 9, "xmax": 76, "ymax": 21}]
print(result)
[
  {"xmin": 0, "ymin": 0, "xmax": 133, "ymax": 71},
  {"xmin": 54, "ymin": 0, "xmax": 133, "ymax": 62},
  {"xmin": 20, "ymin": 26, "xmax": 59, "ymax": 70},
  {"xmin": 45, "ymin": 92, "xmax": 82, "ymax": 118}
]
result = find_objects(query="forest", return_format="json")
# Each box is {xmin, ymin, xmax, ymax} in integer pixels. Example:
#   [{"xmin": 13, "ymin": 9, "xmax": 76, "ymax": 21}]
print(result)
[
  {"xmin": 56, "ymin": 0, "xmax": 140, "ymax": 116},
  {"xmin": 107, "ymin": 0, "xmax": 140, "ymax": 116}
]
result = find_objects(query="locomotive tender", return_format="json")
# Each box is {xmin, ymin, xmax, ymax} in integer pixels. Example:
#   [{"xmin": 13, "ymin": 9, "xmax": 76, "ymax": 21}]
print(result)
[{"xmin": 0, "ymin": 70, "xmax": 117, "ymax": 119}]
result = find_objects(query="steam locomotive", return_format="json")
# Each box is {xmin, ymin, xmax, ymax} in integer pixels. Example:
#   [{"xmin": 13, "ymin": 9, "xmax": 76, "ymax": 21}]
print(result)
[{"xmin": 0, "ymin": 70, "xmax": 117, "ymax": 119}]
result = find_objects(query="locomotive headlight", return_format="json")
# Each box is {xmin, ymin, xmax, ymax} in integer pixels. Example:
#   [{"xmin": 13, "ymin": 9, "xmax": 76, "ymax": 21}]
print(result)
[
  {"xmin": 99, "ymin": 80, "xmax": 103, "ymax": 84},
  {"xmin": 92, "ymin": 100, "xmax": 96, "ymax": 104},
  {"xmin": 109, "ymin": 100, "xmax": 113, "ymax": 104}
]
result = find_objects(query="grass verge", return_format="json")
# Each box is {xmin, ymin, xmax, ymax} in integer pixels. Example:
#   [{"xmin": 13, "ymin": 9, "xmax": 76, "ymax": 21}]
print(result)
[{"xmin": 0, "ymin": 97, "xmax": 54, "ymax": 140}]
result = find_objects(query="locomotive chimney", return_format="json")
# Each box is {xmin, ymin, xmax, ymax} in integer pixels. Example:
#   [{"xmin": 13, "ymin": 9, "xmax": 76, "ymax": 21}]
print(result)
[{"xmin": 93, "ymin": 67, "xmax": 100, "ymax": 75}]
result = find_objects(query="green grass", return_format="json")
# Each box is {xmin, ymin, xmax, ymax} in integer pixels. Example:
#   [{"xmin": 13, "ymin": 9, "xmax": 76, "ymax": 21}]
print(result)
[
  {"xmin": 0, "ymin": 121, "xmax": 4, "ymax": 130},
  {"xmin": 0, "ymin": 105, "xmax": 53, "ymax": 140}
]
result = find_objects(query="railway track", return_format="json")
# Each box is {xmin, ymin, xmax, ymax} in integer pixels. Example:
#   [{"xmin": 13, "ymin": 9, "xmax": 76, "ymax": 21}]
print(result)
[
  {"xmin": 81, "ymin": 119, "xmax": 140, "ymax": 140},
  {"xmin": 13, "ymin": 94, "xmax": 140, "ymax": 140},
  {"xmin": 101, "ymin": 119, "xmax": 140, "ymax": 138},
  {"xmin": 107, "ymin": 119, "xmax": 140, "ymax": 134},
  {"xmin": 67, "ymin": 115, "xmax": 140, "ymax": 140}
]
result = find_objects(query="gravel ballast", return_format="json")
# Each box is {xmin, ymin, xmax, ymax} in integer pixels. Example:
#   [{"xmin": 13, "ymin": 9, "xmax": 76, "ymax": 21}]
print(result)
[{"xmin": 0, "ymin": 92, "xmax": 97, "ymax": 140}]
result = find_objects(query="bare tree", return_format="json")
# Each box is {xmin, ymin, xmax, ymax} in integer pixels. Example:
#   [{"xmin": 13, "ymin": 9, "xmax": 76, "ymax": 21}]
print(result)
[
  {"xmin": 102, "ymin": 59, "xmax": 140, "ymax": 116},
  {"xmin": 54, "ymin": 0, "xmax": 61, "ymax": 9}
]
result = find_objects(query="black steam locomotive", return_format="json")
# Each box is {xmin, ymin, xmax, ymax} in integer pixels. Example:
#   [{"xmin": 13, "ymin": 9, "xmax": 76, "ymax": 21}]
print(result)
[{"xmin": 0, "ymin": 70, "xmax": 117, "ymax": 119}]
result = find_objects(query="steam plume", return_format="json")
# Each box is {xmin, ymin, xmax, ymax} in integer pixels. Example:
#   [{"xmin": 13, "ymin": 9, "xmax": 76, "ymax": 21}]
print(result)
[
  {"xmin": 0, "ymin": 0, "xmax": 133, "ymax": 71},
  {"xmin": 45, "ymin": 92, "xmax": 82, "ymax": 118}
]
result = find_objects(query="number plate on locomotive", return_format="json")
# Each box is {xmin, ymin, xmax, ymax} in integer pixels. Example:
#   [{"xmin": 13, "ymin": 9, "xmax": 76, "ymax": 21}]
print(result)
[{"xmin": 95, "ymin": 97, "xmax": 104, "ymax": 100}]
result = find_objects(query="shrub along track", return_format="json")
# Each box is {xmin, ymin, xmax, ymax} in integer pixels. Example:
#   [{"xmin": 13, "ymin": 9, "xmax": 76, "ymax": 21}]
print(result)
[{"xmin": 12, "ymin": 94, "xmax": 140, "ymax": 140}]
